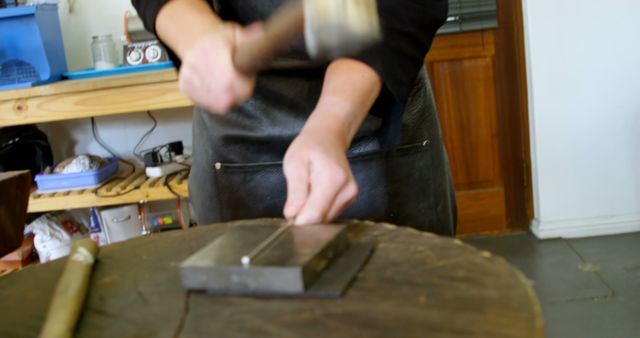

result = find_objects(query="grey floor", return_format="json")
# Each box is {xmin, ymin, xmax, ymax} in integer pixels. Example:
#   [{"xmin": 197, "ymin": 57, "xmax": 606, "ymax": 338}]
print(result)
[{"xmin": 464, "ymin": 231, "xmax": 640, "ymax": 338}]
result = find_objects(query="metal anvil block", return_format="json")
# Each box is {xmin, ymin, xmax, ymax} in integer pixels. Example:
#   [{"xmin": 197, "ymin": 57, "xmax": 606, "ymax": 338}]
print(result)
[{"xmin": 180, "ymin": 223, "xmax": 349, "ymax": 295}]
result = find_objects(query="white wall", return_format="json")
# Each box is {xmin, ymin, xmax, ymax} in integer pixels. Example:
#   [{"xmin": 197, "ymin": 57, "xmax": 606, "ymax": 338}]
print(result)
[
  {"xmin": 40, "ymin": 109, "xmax": 193, "ymax": 164},
  {"xmin": 42, "ymin": 0, "xmax": 193, "ymax": 165},
  {"xmin": 523, "ymin": 0, "xmax": 640, "ymax": 238}
]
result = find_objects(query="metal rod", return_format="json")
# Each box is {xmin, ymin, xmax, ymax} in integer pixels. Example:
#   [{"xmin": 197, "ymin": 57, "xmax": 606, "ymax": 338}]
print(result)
[{"xmin": 241, "ymin": 221, "xmax": 293, "ymax": 267}]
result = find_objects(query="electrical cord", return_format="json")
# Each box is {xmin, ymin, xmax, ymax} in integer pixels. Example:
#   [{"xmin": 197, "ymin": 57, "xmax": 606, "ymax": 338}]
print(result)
[
  {"xmin": 164, "ymin": 168, "xmax": 190, "ymax": 199},
  {"xmin": 138, "ymin": 141, "xmax": 183, "ymax": 166},
  {"xmin": 90, "ymin": 117, "xmax": 136, "ymax": 175},
  {"xmin": 90, "ymin": 115, "xmax": 188, "ymax": 199},
  {"xmin": 133, "ymin": 111, "xmax": 158, "ymax": 161}
]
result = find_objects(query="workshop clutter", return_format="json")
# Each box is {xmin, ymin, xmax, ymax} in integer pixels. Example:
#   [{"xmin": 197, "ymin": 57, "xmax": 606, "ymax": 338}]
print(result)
[
  {"xmin": 123, "ymin": 12, "xmax": 170, "ymax": 66},
  {"xmin": 34, "ymin": 154, "xmax": 118, "ymax": 192},
  {"xmin": 24, "ymin": 199, "xmax": 190, "ymax": 263},
  {"xmin": 0, "ymin": 125, "xmax": 53, "ymax": 180},
  {"xmin": 139, "ymin": 199, "xmax": 190, "ymax": 233},
  {"xmin": 92, "ymin": 205, "xmax": 143, "ymax": 245},
  {"xmin": 140, "ymin": 140, "xmax": 190, "ymax": 178},
  {"xmin": 90, "ymin": 200, "xmax": 189, "ymax": 245},
  {"xmin": 26, "ymin": 211, "xmax": 88, "ymax": 263},
  {"xmin": 0, "ymin": 3, "xmax": 67, "ymax": 90}
]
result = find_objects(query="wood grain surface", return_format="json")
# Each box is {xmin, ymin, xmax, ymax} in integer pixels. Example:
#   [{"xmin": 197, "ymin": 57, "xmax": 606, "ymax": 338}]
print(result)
[
  {"xmin": 28, "ymin": 170, "xmax": 189, "ymax": 213},
  {"xmin": 426, "ymin": 31, "xmax": 506, "ymax": 235},
  {"xmin": 0, "ymin": 70, "xmax": 192, "ymax": 127},
  {"xmin": 0, "ymin": 220, "xmax": 543, "ymax": 338},
  {"xmin": 424, "ymin": 0, "xmax": 533, "ymax": 234}
]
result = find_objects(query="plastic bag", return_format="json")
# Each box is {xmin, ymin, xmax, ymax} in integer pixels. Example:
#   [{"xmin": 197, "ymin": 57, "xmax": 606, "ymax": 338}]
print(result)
[{"xmin": 25, "ymin": 211, "xmax": 88, "ymax": 262}]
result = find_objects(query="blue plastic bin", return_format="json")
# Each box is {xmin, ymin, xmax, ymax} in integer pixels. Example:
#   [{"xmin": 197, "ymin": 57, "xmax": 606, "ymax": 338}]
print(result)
[
  {"xmin": 34, "ymin": 157, "xmax": 119, "ymax": 192},
  {"xmin": 0, "ymin": 4, "xmax": 67, "ymax": 90}
]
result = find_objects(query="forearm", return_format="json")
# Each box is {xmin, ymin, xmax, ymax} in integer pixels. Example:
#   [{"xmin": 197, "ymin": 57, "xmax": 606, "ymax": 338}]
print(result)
[
  {"xmin": 303, "ymin": 58, "xmax": 383, "ymax": 149},
  {"xmin": 155, "ymin": 0, "xmax": 224, "ymax": 59}
]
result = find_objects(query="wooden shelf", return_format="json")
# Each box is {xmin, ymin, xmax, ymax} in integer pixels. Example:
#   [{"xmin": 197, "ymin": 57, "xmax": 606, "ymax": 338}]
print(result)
[
  {"xmin": 28, "ymin": 170, "xmax": 189, "ymax": 213},
  {"xmin": 0, "ymin": 69, "xmax": 195, "ymax": 212},
  {"xmin": 0, "ymin": 69, "xmax": 193, "ymax": 127}
]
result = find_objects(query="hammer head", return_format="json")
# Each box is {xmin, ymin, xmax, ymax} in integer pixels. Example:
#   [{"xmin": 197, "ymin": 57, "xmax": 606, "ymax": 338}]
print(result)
[{"xmin": 303, "ymin": 0, "xmax": 382, "ymax": 60}]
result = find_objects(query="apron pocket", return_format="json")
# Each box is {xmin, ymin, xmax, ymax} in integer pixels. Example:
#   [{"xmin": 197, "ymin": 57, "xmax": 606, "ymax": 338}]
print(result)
[
  {"xmin": 213, "ymin": 160, "xmax": 288, "ymax": 221},
  {"xmin": 212, "ymin": 140, "xmax": 435, "ymax": 229},
  {"xmin": 384, "ymin": 140, "xmax": 436, "ymax": 230}
]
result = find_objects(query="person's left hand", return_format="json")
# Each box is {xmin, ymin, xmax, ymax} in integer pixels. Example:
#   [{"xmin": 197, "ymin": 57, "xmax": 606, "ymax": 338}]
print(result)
[{"xmin": 282, "ymin": 124, "xmax": 358, "ymax": 225}]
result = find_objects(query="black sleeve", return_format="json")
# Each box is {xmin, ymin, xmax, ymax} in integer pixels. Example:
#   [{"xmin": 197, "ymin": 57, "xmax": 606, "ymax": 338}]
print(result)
[
  {"xmin": 131, "ymin": 0, "xmax": 216, "ymax": 68},
  {"xmin": 131, "ymin": 0, "xmax": 171, "ymax": 35},
  {"xmin": 354, "ymin": 0, "xmax": 448, "ymax": 106},
  {"xmin": 131, "ymin": 0, "xmax": 178, "ymax": 66}
]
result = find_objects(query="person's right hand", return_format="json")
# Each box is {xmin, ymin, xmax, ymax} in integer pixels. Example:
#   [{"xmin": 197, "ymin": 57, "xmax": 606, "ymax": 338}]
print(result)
[{"xmin": 178, "ymin": 22, "xmax": 263, "ymax": 114}]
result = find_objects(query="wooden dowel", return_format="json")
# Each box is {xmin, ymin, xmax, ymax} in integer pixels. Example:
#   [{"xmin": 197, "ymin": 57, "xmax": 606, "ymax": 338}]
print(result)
[{"xmin": 39, "ymin": 239, "xmax": 99, "ymax": 338}]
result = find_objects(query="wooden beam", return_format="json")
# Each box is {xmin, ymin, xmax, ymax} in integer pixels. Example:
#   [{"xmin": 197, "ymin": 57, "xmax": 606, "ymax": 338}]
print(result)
[
  {"xmin": 0, "ymin": 70, "xmax": 193, "ymax": 127},
  {"xmin": 28, "ymin": 171, "xmax": 189, "ymax": 213}
]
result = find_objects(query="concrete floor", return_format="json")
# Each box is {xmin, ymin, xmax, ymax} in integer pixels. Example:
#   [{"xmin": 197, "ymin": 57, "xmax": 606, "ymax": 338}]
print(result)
[{"xmin": 465, "ymin": 231, "xmax": 640, "ymax": 338}]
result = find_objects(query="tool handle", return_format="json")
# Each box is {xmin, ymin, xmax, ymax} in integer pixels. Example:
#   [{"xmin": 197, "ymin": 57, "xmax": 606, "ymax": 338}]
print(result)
[
  {"xmin": 233, "ymin": 0, "xmax": 304, "ymax": 74},
  {"xmin": 40, "ymin": 239, "xmax": 99, "ymax": 338}
]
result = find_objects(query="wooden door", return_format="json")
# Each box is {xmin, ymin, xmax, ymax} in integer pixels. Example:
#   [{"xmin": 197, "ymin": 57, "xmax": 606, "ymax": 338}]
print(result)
[{"xmin": 425, "ymin": 0, "xmax": 532, "ymax": 235}]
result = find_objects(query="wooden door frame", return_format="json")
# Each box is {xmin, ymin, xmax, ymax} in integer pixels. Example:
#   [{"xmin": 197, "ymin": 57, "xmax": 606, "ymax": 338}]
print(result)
[
  {"xmin": 425, "ymin": 0, "xmax": 533, "ymax": 234},
  {"xmin": 493, "ymin": 0, "xmax": 533, "ymax": 230}
]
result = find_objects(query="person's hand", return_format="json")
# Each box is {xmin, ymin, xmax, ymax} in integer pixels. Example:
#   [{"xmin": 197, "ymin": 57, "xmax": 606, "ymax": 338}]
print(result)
[
  {"xmin": 282, "ymin": 58, "xmax": 381, "ymax": 225},
  {"xmin": 178, "ymin": 22, "xmax": 263, "ymax": 114},
  {"xmin": 283, "ymin": 124, "xmax": 358, "ymax": 225}
]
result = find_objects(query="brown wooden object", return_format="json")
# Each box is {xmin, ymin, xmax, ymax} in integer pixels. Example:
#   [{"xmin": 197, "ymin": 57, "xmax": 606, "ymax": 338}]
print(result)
[
  {"xmin": 40, "ymin": 239, "xmax": 99, "ymax": 338},
  {"xmin": 494, "ymin": 0, "xmax": 534, "ymax": 229},
  {"xmin": 425, "ymin": 0, "xmax": 532, "ymax": 234},
  {"xmin": 0, "ymin": 219, "xmax": 543, "ymax": 338},
  {"xmin": 28, "ymin": 170, "xmax": 189, "ymax": 213},
  {"xmin": 0, "ymin": 171, "xmax": 31, "ymax": 257},
  {"xmin": 0, "ymin": 70, "xmax": 191, "ymax": 127},
  {"xmin": 234, "ymin": 0, "xmax": 304, "ymax": 73},
  {"xmin": 427, "ymin": 31, "xmax": 506, "ymax": 234}
]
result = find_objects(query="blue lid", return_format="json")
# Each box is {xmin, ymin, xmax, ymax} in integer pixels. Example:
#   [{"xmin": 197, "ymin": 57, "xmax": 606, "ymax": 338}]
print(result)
[
  {"xmin": 63, "ymin": 62, "xmax": 175, "ymax": 80},
  {"xmin": 0, "ymin": 5, "xmax": 36, "ymax": 19}
]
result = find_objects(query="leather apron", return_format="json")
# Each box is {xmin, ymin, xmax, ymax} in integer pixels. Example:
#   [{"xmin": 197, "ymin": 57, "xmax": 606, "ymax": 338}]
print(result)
[{"xmin": 188, "ymin": 1, "xmax": 457, "ymax": 236}]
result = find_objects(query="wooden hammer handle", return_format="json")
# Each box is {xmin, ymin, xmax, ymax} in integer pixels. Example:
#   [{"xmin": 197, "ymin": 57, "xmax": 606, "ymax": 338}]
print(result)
[
  {"xmin": 233, "ymin": 0, "xmax": 304, "ymax": 74},
  {"xmin": 40, "ymin": 239, "xmax": 99, "ymax": 338}
]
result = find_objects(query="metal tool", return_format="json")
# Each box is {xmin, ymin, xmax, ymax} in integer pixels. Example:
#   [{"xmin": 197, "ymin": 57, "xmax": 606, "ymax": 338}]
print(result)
[
  {"xmin": 180, "ymin": 223, "xmax": 350, "ymax": 295},
  {"xmin": 234, "ymin": 0, "xmax": 381, "ymax": 73},
  {"xmin": 241, "ymin": 222, "xmax": 292, "ymax": 267}
]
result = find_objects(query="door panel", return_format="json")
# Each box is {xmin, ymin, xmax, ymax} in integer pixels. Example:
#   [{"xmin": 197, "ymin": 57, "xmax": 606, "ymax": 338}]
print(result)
[
  {"xmin": 456, "ymin": 189, "xmax": 507, "ymax": 234},
  {"xmin": 430, "ymin": 56, "xmax": 501, "ymax": 191},
  {"xmin": 427, "ymin": 30, "xmax": 507, "ymax": 234}
]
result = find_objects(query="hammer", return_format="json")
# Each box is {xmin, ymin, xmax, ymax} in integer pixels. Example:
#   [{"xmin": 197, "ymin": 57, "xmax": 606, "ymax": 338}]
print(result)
[{"xmin": 234, "ymin": 0, "xmax": 381, "ymax": 74}]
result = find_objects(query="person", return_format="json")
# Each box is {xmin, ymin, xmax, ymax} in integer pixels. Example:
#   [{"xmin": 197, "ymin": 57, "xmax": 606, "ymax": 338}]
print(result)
[{"xmin": 132, "ymin": 0, "xmax": 457, "ymax": 236}]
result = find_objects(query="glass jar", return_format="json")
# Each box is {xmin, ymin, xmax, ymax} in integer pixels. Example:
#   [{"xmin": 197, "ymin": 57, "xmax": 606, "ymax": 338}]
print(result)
[{"xmin": 91, "ymin": 35, "xmax": 118, "ymax": 70}]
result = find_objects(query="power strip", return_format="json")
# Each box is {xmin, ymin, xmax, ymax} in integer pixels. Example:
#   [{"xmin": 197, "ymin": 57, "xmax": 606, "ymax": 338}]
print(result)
[{"xmin": 145, "ymin": 155, "xmax": 190, "ymax": 178}]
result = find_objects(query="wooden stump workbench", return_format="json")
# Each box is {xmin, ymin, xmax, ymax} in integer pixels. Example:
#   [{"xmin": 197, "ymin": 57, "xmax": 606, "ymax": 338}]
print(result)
[{"xmin": 0, "ymin": 219, "xmax": 543, "ymax": 337}]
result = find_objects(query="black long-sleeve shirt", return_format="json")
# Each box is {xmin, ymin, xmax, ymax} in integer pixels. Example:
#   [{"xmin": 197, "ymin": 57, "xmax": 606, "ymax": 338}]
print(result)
[{"xmin": 132, "ymin": 0, "xmax": 447, "ymax": 108}]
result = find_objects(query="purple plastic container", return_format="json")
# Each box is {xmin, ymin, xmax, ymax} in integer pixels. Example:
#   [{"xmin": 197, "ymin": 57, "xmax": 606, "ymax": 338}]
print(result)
[{"xmin": 34, "ymin": 157, "xmax": 119, "ymax": 192}]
